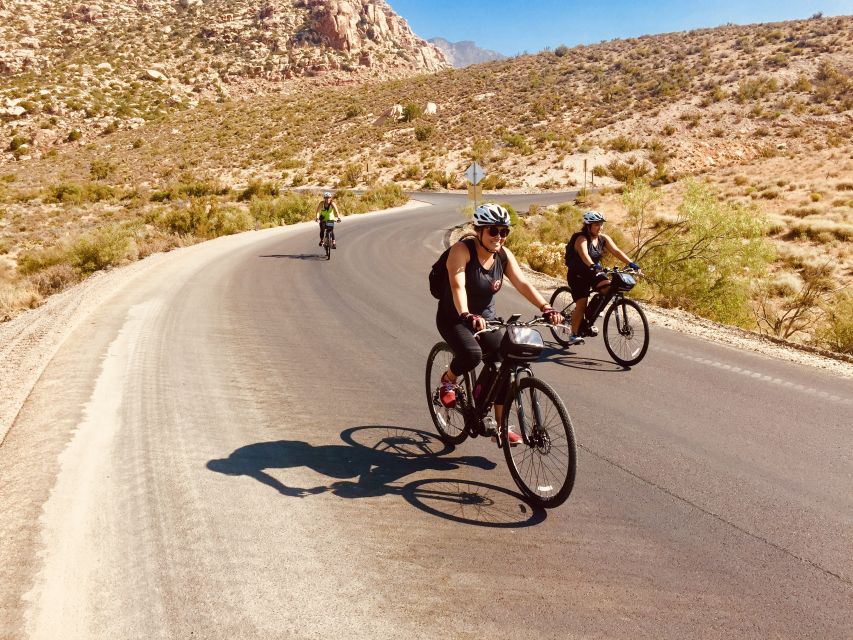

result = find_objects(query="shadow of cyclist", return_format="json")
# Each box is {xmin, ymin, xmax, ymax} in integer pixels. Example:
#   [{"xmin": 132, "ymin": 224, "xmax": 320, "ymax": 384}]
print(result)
[
  {"xmin": 538, "ymin": 344, "xmax": 627, "ymax": 372},
  {"xmin": 207, "ymin": 431, "xmax": 496, "ymax": 500},
  {"xmin": 259, "ymin": 253, "xmax": 326, "ymax": 261}
]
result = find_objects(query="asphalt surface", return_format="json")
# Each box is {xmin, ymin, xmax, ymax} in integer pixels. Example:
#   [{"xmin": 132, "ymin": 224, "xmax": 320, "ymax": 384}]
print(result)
[{"xmin": 1, "ymin": 195, "xmax": 851, "ymax": 639}]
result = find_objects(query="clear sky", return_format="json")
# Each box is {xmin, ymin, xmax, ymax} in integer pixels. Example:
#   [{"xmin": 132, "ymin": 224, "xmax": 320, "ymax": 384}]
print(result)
[{"xmin": 386, "ymin": 0, "xmax": 853, "ymax": 56}]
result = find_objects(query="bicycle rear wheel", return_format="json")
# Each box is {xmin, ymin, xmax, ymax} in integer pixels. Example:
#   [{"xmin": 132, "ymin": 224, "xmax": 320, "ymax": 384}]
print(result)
[
  {"xmin": 502, "ymin": 376, "xmax": 576, "ymax": 508},
  {"xmin": 548, "ymin": 286, "xmax": 576, "ymax": 347},
  {"xmin": 425, "ymin": 342, "xmax": 469, "ymax": 446},
  {"xmin": 602, "ymin": 298, "xmax": 649, "ymax": 367}
]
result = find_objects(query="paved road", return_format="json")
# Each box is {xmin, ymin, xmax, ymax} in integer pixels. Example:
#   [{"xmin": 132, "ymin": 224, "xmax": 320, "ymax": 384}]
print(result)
[{"xmin": 1, "ymin": 196, "xmax": 851, "ymax": 639}]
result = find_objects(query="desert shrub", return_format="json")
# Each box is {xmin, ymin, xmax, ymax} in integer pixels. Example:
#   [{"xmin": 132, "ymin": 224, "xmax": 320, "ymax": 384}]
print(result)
[
  {"xmin": 46, "ymin": 182, "xmax": 84, "ymax": 204},
  {"xmin": 345, "ymin": 104, "xmax": 364, "ymax": 119},
  {"xmin": 89, "ymin": 159, "xmax": 115, "ymax": 180},
  {"xmin": 502, "ymin": 132, "xmax": 532, "ymax": 154},
  {"xmin": 66, "ymin": 129, "xmax": 82, "ymax": 142},
  {"xmin": 68, "ymin": 225, "xmax": 135, "ymax": 275},
  {"xmin": 8, "ymin": 135, "xmax": 28, "ymax": 152},
  {"xmin": 606, "ymin": 135, "xmax": 640, "ymax": 152},
  {"xmin": 816, "ymin": 290, "xmax": 853, "ymax": 354},
  {"xmin": 0, "ymin": 279, "xmax": 41, "ymax": 318},
  {"xmin": 480, "ymin": 174, "xmax": 507, "ymax": 190},
  {"xmin": 28, "ymin": 263, "xmax": 79, "ymax": 296},
  {"xmin": 402, "ymin": 103, "xmax": 423, "ymax": 122},
  {"xmin": 554, "ymin": 45, "xmax": 569, "ymax": 57},
  {"xmin": 17, "ymin": 245, "xmax": 68, "ymax": 276},
  {"xmin": 733, "ymin": 175, "xmax": 749, "ymax": 186},
  {"xmin": 787, "ymin": 219, "xmax": 853, "ymax": 242},
  {"xmin": 238, "ymin": 180, "xmax": 279, "ymax": 201},
  {"xmin": 525, "ymin": 242, "xmax": 567, "ymax": 278},
  {"xmin": 358, "ymin": 182, "xmax": 407, "ymax": 211},
  {"xmin": 339, "ymin": 162, "xmax": 363, "ymax": 187},
  {"xmin": 422, "ymin": 170, "xmax": 453, "ymax": 189},
  {"xmin": 735, "ymin": 76, "xmax": 777, "ymax": 102},
  {"xmin": 414, "ymin": 123, "xmax": 434, "ymax": 141},
  {"xmin": 249, "ymin": 191, "xmax": 315, "ymax": 226},
  {"xmin": 606, "ymin": 158, "xmax": 651, "ymax": 183}
]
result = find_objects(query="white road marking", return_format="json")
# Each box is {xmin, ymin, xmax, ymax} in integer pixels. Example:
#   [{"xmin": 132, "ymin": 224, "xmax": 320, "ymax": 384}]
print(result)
[{"xmin": 653, "ymin": 345, "xmax": 852, "ymax": 405}]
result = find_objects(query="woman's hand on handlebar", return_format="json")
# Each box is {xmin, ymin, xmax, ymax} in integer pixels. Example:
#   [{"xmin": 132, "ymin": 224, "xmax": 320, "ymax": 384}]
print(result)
[
  {"xmin": 460, "ymin": 312, "xmax": 486, "ymax": 332},
  {"xmin": 541, "ymin": 306, "xmax": 564, "ymax": 326}
]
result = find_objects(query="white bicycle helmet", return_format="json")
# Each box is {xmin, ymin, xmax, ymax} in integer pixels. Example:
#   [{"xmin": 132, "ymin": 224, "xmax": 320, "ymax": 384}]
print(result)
[
  {"xmin": 473, "ymin": 203, "xmax": 511, "ymax": 227},
  {"xmin": 582, "ymin": 210, "xmax": 606, "ymax": 225},
  {"xmin": 323, "ymin": 191, "xmax": 333, "ymax": 198}
]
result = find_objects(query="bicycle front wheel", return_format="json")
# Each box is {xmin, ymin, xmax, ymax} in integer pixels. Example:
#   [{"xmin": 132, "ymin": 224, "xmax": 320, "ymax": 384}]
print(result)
[
  {"xmin": 548, "ymin": 286, "xmax": 576, "ymax": 347},
  {"xmin": 325, "ymin": 237, "xmax": 331, "ymax": 260},
  {"xmin": 503, "ymin": 376, "xmax": 577, "ymax": 508},
  {"xmin": 602, "ymin": 298, "xmax": 649, "ymax": 366},
  {"xmin": 425, "ymin": 342, "xmax": 469, "ymax": 446}
]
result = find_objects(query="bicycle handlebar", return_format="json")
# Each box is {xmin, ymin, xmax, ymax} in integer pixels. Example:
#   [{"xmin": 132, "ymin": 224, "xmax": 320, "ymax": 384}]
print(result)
[{"xmin": 472, "ymin": 316, "xmax": 551, "ymax": 337}]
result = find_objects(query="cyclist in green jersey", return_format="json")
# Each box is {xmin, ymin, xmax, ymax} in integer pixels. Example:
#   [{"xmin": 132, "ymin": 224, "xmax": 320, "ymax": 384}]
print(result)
[{"xmin": 315, "ymin": 191, "xmax": 341, "ymax": 248}]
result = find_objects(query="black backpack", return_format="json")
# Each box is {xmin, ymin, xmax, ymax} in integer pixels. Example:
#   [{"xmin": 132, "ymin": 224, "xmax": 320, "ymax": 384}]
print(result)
[{"xmin": 429, "ymin": 238, "xmax": 507, "ymax": 299}]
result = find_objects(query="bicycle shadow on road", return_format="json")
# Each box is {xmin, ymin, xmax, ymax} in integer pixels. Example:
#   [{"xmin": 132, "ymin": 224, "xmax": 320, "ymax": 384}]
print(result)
[
  {"xmin": 207, "ymin": 425, "xmax": 546, "ymax": 527},
  {"xmin": 539, "ymin": 344, "xmax": 627, "ymax": 372},
  {"xmin": 259, "ymin": 253, "xmax": 327, "ymax": 261}
]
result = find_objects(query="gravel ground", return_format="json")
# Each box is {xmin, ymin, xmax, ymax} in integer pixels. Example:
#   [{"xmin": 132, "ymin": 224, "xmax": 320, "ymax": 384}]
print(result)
[{"xmin": 2, "ymin": 205, "xmax": 850, "ymax": 446}]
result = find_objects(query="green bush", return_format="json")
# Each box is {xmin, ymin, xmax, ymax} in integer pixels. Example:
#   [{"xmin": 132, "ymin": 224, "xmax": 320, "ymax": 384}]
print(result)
[
  {"xmin": 69, "ymin": 225, "xmax": 134, "ymax": 275},
  {"xmin": 66, "ymin": 129, "xmax": 82, "ymax": 142},
  {"xmin": 238, "ymin": 180, "xmax": 279, "ymax": 201},
  {"xmin": 249, "ymin": 191, "xmax": 315, "ymax": 226},
  {"xmin": 402, "ymin": 102, "xmax": 423, "ymax": 122},
  {"xmin": 414, "ymin": 123, "xmax": 434, "ymax": 141}
]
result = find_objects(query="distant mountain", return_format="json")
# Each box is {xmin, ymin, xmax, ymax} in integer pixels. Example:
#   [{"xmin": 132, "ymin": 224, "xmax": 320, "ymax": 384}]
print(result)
[{"xmin": 428, "ymin": 37, "xmax": 506, "ymax": 67}]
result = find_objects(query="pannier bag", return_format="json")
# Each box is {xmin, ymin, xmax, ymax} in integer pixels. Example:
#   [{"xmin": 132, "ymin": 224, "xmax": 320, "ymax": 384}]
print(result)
[{"xmin": 500, "ymin": 325, "xmax": 544, "ymax": 360}]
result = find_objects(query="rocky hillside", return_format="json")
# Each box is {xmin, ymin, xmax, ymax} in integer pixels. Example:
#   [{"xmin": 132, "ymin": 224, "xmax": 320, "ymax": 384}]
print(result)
[
  {"xmin": 428, "ymin": 37, "xmax": 505, "ymax": 67},
  {"xmin": 0, "ymin": 0, "xmax": 448, "ymax": 157}
]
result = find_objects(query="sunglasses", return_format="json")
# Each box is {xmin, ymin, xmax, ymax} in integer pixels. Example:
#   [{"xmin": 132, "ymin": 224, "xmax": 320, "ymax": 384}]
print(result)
[{"xmin": 486, "ymin": 226, "xmax": 510, "ymax": 238}]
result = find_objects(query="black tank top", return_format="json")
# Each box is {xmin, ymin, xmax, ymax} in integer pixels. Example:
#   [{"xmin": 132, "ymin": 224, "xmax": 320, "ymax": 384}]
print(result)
[
  {"xmin": 438, "ymin": 238, "xmax": 505, "ymax": 320},
  {"xmin": 567, "ymin": 231, "xmax": 605, "ymax": 274}
]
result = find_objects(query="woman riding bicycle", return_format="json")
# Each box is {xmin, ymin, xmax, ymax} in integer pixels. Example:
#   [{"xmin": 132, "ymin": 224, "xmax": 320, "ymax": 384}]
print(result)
[
  {"xmin": 564, "ymin": 210, "xmax": 640, "ymax": 346},
  {"xmin": 315, "ymin": 191, "xmax": 341, "ymax": 248},
  {"xmin": 436, "ymin": 203, "xmax": 563, "ymax": 445}
]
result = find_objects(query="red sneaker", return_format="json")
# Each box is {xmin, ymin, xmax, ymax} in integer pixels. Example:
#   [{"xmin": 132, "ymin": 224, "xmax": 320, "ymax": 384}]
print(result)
[
  {"xmin": 494, "ymin": 426, "xmax": 523, "ymax": 446},
  {"xmin": 438, "ymin": 373, "xmax": 456, "ymax": 408}
]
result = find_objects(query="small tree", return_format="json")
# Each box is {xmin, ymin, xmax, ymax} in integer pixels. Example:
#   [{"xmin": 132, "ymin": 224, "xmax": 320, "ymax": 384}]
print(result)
[
  {"xmin": 755, "ymin": 264, "xmax": 833, "ymax": 339},
  {"xmin": 623, "ymin": 179, "xmax": 773, "ymax": 326}
]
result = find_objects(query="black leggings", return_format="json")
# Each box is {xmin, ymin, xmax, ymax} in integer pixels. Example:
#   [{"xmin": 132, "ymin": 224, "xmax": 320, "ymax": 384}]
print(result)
[
  {"xmin": 436, "ymin": 314, "xmax": 508, "ymax": 402},
  {"xmin": 320, "ymin": 222, "xmax": 335, "ymax": 243}
]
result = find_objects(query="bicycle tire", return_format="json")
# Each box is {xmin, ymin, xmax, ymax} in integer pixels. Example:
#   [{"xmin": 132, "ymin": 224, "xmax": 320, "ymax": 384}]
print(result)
[
  {"xmin": 602, "ymin": 298, "xmax": 649, "ymax": 367},
  {"xmin": 425, "ymin": 342, "xmax": 469, "ymax": 446},
  {"xmin": 548, "ymin": 286, "xmax": 576, "ymax": 348},
  {"xmin": 324, "ymin": 234, "xmax": 331, "ymax": 260},
  {"xmin": 502, "ymin": 376, "xmax": 577, "ymax": 508}
]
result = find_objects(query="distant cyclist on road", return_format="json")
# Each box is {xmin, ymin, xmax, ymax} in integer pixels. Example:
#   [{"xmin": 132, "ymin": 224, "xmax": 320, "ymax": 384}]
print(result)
[
  {"xmin": 435, "ymin": 203, "xmax": 563, "ymax": 445},
  {"xmin": 315, "ymin": 191, "xmax": 341, "ymax": 249},
  {"xmin": 563, "ymin": 210, "xmax": 640, "ymax": 346}
]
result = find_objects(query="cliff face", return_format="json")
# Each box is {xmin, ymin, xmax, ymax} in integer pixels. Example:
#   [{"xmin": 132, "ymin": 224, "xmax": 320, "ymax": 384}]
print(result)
[{"xmin": 0, "ymin": 0, "xmax": 448, "ymax": 81}]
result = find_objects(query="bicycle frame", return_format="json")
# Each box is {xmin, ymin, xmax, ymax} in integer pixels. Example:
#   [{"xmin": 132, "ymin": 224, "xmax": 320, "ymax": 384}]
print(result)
[{"xmin": 460, "ymin": 327, "xmax": 540, "ymax": 446}]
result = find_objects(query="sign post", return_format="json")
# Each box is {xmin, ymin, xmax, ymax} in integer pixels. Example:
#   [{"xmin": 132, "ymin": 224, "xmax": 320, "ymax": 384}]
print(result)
[{"xmin": 464, "ymin": 162, "xmax": 486, "ymax": 208}]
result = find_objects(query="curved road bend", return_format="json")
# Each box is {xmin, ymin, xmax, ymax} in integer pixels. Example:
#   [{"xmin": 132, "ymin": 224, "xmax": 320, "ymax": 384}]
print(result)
[{"xmin": 1, "ymin": 194, "xmax": 851, "ymax": 639}]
